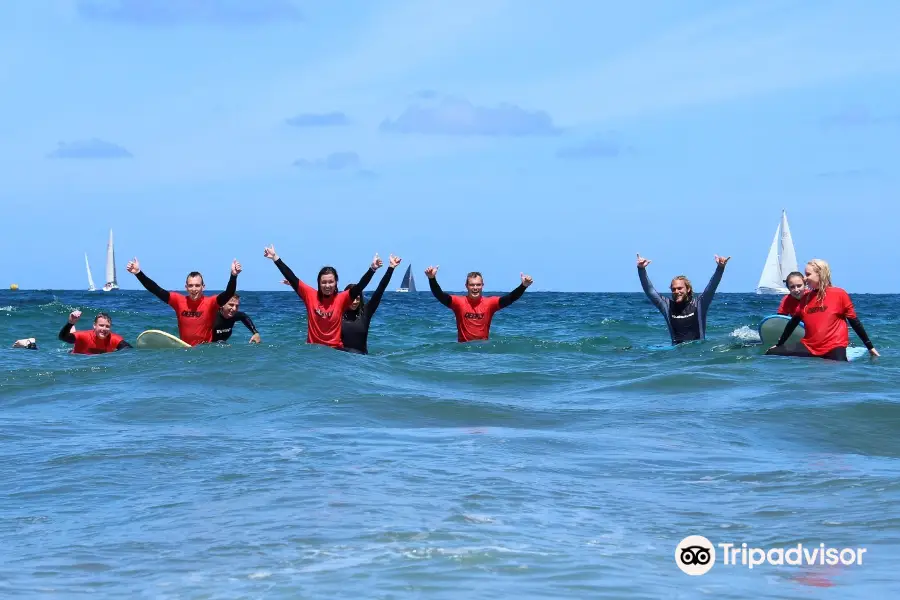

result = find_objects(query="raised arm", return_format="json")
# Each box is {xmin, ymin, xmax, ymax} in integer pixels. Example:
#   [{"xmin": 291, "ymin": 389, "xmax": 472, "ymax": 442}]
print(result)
[
  {"xmin": 215, "ymin": 260, "xmax": 241, "ymax": 306},
  {"xmin": 699, "ymin": 256, "xmax": 729, "ymax": 312},
  {"xmin": 349, "ymin": 253, "xmax": 382, "ymax": 301},
  {"xmin": 498, "ymin": 272, "xmax": 533, "ymax": 309},
  {"xmin": 636, "ymin": 254, "xmax": 668, "ymax": 313},
  {"xmin": 264, "ymin": 246, "xmax": 301, "ymax": 291},
  {"xmin": 426, "ymin": 266, "xmax": 452, "ymax": 307},
  {"xmin": 58, "ymin": 322, "xmax": 76, "ymax": 344},
  {"xmin": 127, "ymin": 258, "xmax": 170, "ymax": 303},
  {"xmin": 366, "ymin": 255, "xmax": 400, "ymax": 319}
]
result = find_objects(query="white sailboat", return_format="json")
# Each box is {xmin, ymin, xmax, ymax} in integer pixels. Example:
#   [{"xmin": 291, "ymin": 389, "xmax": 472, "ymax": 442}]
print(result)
[
  {"xmin": 756, "ymin": 210, "xmax": 798, "ymax": 294},
  {"xmin": 102, "ymin": 229, "xmax": 119, "ymax": 292},
  {"xmin": 85, "ymin": 252, "xmax": 97, "ymax": 292},
  {"xmin": 396, "ymin": 264, "xmax": 416, "ymax": 292}
]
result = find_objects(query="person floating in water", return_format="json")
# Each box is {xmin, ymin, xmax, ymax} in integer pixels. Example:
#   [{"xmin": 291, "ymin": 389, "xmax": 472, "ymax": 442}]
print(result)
[
  {"xmin": 264, "ymin": 245, "xmax": 377, "ymax": 350},
  {"xmin": 58, "ymin": 310, "xmax": 131, "ymax": 354},
  {"xmin": 766, "ymin": 259, "xmax": 879, "ymax": 361},
  {"xmin": 341, "ymin": 253, "xmax": 401, "ymax": 355},
  {"xmin": 426, "ymin": 266, "xmax": 532, "ymax": 342},
  {"xmin": 126, "ymin": 257, "xmax": 241, "ymax": 346},
  {"xmin": 11, "ymin": 338, "xmax": 38, "ymax": 350},
  {"xmin": 212, "ymin": 294, "xmax": 261, "ymax": 344},
  {"xmin": 636, "ymin": 252, "xmax": 730, "ymax": 345},
  {"xmin": 777, "ymin": 271, "xmax": 807, "ymax": 315}
]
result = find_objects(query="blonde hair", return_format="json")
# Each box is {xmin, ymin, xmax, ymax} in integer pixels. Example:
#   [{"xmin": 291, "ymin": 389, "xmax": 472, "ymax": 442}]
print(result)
[
  {"xmin": 670, "ymin": 276, "xmax": 693, "ymax": 300},
  {"xmin": 807, "ymin": 259, "xmax": 832, "ymax": 304}
]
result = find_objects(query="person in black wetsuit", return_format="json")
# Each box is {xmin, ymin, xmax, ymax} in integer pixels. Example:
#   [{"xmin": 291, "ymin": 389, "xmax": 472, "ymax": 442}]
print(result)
[
  {"xmin": 341, "ymin": 253, "xmax": 401, "ymax": 354},
  {"xmin": 636, "ymin": 252, "xmax": 730, "ymax": 345},
  {"xmin": 212, "ymin": 294, "xmax": 261, "ymax": 344}
]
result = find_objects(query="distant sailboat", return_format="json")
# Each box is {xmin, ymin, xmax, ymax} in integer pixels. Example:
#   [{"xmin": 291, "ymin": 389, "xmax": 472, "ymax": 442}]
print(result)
[
  {"xmin": 396, "ymin": 264, "xmax": 416, "ymax": 292},
  {"xmin": 756, "ymin": 210, "xmax": 798, "ymax": 294},
  {"xmin": 102, "ymin": 229, "xmax": 119, "ymax": 292},
  {"xmin": 85, "ymin": 252, "xmax": 97, "ymax": 292}
]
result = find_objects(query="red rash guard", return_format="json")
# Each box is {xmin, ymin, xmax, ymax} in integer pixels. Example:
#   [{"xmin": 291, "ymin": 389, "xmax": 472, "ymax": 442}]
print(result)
[
  {"xmin": 796, "ymin": 287, "xmax": 856, "ymax": 356},
  {"xmin": 167, "ymin": 294, "xmax": 221, "ymax": 346},
  {"xmin": 73, "ymin": 331, "xmax": 125, "ymax": 354},
  {"xmin": 449, "ymin": 295, "xmax": 502, "ymax": 342},
  {"xmin": 777, "ymin": 294, "xmax": 803, "ymax": 316},
  {"xmin": 296, "ymin": 282, "xmax": 352, "ymax": 348}
]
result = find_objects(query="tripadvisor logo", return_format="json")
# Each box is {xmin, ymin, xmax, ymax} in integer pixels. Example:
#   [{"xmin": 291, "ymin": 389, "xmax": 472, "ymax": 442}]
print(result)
[
  {"xmin": 675, "ymin": 535, "xmax": 868, "ymax": 575},
  {"xmin": 675, "ymin": 535, "xmax": 715, "ymax": 576}
]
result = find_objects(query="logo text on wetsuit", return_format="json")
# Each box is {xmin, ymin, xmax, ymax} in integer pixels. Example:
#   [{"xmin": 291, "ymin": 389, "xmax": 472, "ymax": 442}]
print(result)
[
  {"xmin": 807, "ymin": 305, "xmax": 828, "ymax": 314},
  {"xmin": 315, "ymin": 309, "xmax": 334, "ymax": 318},
  {"xmin": 181, "ymin": 310, "xmax": 204, "ymax": 318},
  {"xmin": 464, "ymin": 312, "xmax": 485, "ymax": 320}
]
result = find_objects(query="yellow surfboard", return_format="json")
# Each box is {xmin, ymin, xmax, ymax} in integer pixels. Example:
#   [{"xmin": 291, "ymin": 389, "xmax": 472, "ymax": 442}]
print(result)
[{"xmin": 136, "ymin": 329, "xmax": 191, "ymax": 349}]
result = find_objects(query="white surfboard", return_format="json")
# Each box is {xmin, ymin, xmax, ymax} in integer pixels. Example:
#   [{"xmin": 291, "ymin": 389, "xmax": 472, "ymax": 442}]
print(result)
[{"xmin": 136, "ymin": 329, "xmax": 191, "ymax": 349}]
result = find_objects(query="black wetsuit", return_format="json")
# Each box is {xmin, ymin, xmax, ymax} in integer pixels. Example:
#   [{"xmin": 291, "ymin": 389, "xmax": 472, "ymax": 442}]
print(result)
[
  {"xmin": 638, "ymin": 264, "xmax": 725, "ymax": 345},
  {"xmin": 342, "ymin": 266, "xmax": 395, "ymax": 355},
  {"xmin": 212, "ymin": 311, "xmax": 259, "ymax": 343}
]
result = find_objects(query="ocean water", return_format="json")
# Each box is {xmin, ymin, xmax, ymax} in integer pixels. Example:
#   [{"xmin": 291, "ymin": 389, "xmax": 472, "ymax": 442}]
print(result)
[{"xmin": 1, "ymin": 289, "xmax": 899, "ymax": 599}]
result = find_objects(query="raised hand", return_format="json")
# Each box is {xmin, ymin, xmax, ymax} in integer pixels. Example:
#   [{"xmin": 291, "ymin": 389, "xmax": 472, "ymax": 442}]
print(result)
[
  {"xmin": 389, "ymin": 254, "xmax": 402, "ymax": 268},
  {"xmin": 263, "ymin": 245, "xmax": 279, "ymax": 261},
  {"xmin": 425, "ymin": 265, "xmax": 439, "ymax": 279},
  {"xmin": 126, "ymin": 257, "xmax": 141, "ymax": 274},
  {"xmin": 715, "ymin": 255, "xmax": 731, "ymax": 266},
  {"xmin": 231, "ymin": 259, "xmax": 242, "ymax": 276},
  {"xmin": 371, "ymin": 253, "xmax": 383, "ymax": 270},
  {"xmin": 69, "ymin": 310, "xmax": 82, "ymax": 324},
  {"xmin": 636, "ymin": 253, "xmax": 651, "ymax": 269},
  {"xmin": 281, "ymin": 279, "xmax": 291, "ymax": 286},
  {"xmin": 521, "ymin": 272, "xmax": 533, "ymax": 287}
]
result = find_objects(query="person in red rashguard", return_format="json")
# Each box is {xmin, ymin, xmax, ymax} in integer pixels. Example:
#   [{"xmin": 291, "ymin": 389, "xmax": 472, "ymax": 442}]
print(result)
[
  {"xmin": 767, "ymin": 259, "xmax": 879, "ymax": 361},
  {"xmin": 425, "ymin": 266, "xmax": 533, "ymax": 342},
  {"xmin": 58, "ymin": 310, "xmax": 131, "ymax": 354},
  {"xmin": 264, "ymin": 244, "xmax": 377, "ymax": 350},
  {"xmin": 776, "ymin": 271, "xmax": 807, "ymax": 315},
  {"xmin": 126, "ymin": 257, "xmax": 241, "ymax": 346}
]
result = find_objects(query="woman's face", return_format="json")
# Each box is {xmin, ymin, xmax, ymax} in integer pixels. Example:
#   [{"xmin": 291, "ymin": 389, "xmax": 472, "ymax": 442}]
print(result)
[
  {"xmin": 786, "ymin": 275, "xmax": 806, "ymax": 299},
  {"xmin": 804, "ymin": 264, "xmax": 820, "ymax": 290}
]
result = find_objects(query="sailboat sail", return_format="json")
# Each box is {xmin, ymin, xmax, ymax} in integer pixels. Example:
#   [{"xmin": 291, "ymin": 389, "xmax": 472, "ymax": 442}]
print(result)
[
  {"xmin": 397, "ymin": 265, "xmax": 416, "ymax": 292},
  {"xmin": 85, "ymin": 253, "xmax": 96, "ymax": 291},
  {"xmin": 755, "ymin": 210, "xmax": 799, "ymax": 294},
  {"xmin": 103, "ymin": 229, "xmax": 119, "ymax": 291}
]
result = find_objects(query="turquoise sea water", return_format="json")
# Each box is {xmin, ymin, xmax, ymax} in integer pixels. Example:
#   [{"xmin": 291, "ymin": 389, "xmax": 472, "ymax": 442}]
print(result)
[{"xmin": 2, "ymin": 289, "xmax": 899, "ymax": 599}]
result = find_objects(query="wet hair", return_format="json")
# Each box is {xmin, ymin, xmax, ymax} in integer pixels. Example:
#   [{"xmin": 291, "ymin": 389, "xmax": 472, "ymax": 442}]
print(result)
[
  {"xmin": 94, "ymin": 312, "xmax": 112, "ymax": 325},
  {"xmin": 344, "ymin": 284, "xmax": 365, "ymax": 313},
  {"xmin": 317, "ymin": 266, "xmax": 338, "ymax": 286},
  {"xmin": 670, "ymin": 275, "xmax": 693, "ymax": 302},
  {"xmin": 185, "ymin": 271, "xmax": 204, "ymax": 285},
  {"xmin": 784, "ymin": 271, "xmax": 805, "ymax": 287},
  {"xmin": 465, "ymin": 271, "xmax": 483, "ymax": 285},
  {"xmin": 806, "ymin": 259, "xmax": 833, "ymax": 304}
]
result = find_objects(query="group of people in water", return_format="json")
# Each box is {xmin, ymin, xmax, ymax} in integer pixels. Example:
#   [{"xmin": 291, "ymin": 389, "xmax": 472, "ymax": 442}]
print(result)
[{"xmin": 9, "ymin": 246, "xmax": 879, "ymax": 363}]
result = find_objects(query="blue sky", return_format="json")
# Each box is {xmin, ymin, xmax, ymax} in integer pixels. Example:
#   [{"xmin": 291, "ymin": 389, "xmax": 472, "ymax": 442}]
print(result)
[{"xmin": 2, "ymin": 0, "xmax": 899, "ymax": 292}]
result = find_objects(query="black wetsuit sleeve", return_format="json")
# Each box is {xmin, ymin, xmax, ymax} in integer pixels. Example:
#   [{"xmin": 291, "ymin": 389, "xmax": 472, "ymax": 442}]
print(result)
[
  {"xmin": 775, "ymin": 314, "xmax": 803, "ymax": 346},
  {"xmin": 116, "ymin": 339, "xmax": 132, "ymax": 350},
  {"xmin": 498, "ymin": 284, "xmax": 527, "ymax": 309},
  {"xmin": 429, "ymin": 277, "xmax": 453, "ymax": 308},
  {"xmin": 216, "ymin": 273, "xmax": 238, "ymax": 306},
  {"xmin": 699, "ymin": 264, "xmax": 726, "ymax": 313},
  {"xmin": 365, "ymin": 266, "xmax": 395, "ymax": 320},
  {"xmin": 274, "ymin": 258, "xmax": 300, "ymax": 291},
  {"xmin": 847, "ymin": 317, "xmax": 875, "ymax": 350},
  {"xmin": 349, "ymin": 268, "xmax": 376, "ymax": 301},
  {"xmin": 135, "ymin": 271, "xmax": 170, "ymax": 304},
  {"xmin": 58, "ymin": 322, "xmax": 76, "ymax": 344},
  {"xmin": 638, "ymin": 267, "xmax": 668, "ymax": 313},
  {"xmin": 238, "ymin": 312, "xmax": 258, "ymax": 335}
]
